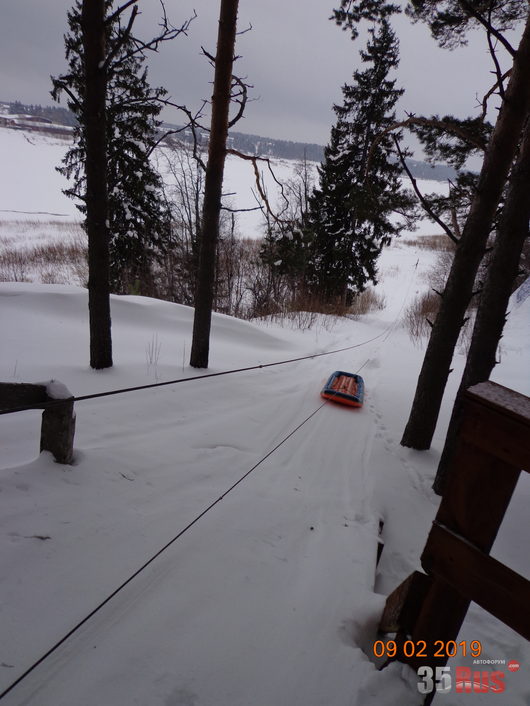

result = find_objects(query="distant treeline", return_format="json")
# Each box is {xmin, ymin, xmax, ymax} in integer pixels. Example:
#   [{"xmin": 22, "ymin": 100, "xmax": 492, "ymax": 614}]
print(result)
[
  {"xmin": 7, "ymin": 100, "xmax": 77, "ymax": 127},
  {"xmin": 3, "ymin": 99, "xmax": 455, "ymax": 181}
]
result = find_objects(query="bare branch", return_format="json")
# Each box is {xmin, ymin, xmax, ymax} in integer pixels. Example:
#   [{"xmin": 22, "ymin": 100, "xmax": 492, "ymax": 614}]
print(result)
[
  {"xmin": 228, "ymin": 75, "xmax": 249, "ymax": 128},
  {"xmin": 159, "ymin": 98, "xmax": 209, "ymax": 170},
  {"xmin": 221, "ymin": 204, "xmax": 262, "ymax": 213},
  {"xmin": 393, "ymin": 135, "xmax": 459, "ymax": 244},
  {"xmin": 103, "ymin": 3, "xmax": 139, "ymax": 70},
  {"xmin": 486, "ymin": 6, "xmax": 506, "ymax": 104},
  {"xmin": 107, "ymin": 9, "xmax": 197, "ymax": 70},
  {"xmin": 459, "ymin": 0, "xmax": 516, "ymax": 57},
  {"xmin": 146, "ymin": 124, "xmax": 191, "ymax": 158},
  {"xmin": 226, "ymin": 149, "xmax": 291, "ymax": 224},
  {"xmin": 201, "ymin": 46, "xmax": 216, "ymax": 66},
  {"xmin": 105, "ymin": 0, "xmax": 138, "ymax": 26},
  {"xmin": 237, "ymin": 23, "xmax": 253, "ymax": 36},
  {"xmin": 479, "ymin": 68, "xmax": 511, "ymax": 120}
]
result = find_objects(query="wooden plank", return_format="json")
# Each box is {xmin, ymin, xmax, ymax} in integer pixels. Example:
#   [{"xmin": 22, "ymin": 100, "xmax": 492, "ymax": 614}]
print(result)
[
  {"xmin": 378, "ymin": 571, "xmax": 432, "ymax": 634},
  {"xmin": 467, "ymin": 381, "xmax": 530, "ymax": 427},
  {"xmin": 422, "ymin": 522, "xmax": 530, "ymax": 641},
  {"xmin": 409, "ymin": 577, "xmax": 471, "ymax": 672},
  {"xmin": 0, "ymin": 382, "xmax": 47, "ymax": 410},
  {"xmin": 436, "ymin": 440, "xmax": 521, "ymax": 552},
  {"xmin": 460, "ymin": 396, "xmax": 530, "ymax": 470}
]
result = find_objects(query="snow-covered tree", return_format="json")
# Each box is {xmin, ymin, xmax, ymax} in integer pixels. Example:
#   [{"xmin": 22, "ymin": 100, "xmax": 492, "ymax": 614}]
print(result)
[
  {"xmin": 52, "ymin": 0, "xmax": 174, "ymax": 298},
  {"xmin": 305, "ymin": 19, "xmax": 413, "ymax": 304}
]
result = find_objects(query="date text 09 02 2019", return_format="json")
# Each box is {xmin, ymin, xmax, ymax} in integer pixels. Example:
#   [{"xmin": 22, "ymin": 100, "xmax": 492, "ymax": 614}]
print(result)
[{"xmin": 372, "ymin": 639, "xmax": 483, "ymax": 660}]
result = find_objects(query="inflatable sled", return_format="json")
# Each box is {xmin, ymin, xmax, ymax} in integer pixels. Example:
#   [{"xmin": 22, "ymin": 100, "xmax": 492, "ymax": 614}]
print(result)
[{"xmin": 321, "ymin": 371, "xmax": 364, "ymax": 408}]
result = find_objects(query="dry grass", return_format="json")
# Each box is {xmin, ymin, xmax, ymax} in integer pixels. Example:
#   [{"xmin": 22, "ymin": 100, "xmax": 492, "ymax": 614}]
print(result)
[
  {"xmin": 403, "ymin": 290, "xmax": 441, "ymax": 347},
  {"xmin": 399, "ymin": 234, "xmax": 456, "ymax": 252},
  {"xmin": 257, "ymin": 286, "xmax": 387, "ymax": 331},
  {"xmin": 403, "ymin": 286, "xmax": 478, "ymax": 350},
  {"xmin": 0, "ymin": 234, "xmax": 88, "ymax": 285},
  {"xmin": 348, "ymin": 287, "xmax": 386, "ymax": 318}
]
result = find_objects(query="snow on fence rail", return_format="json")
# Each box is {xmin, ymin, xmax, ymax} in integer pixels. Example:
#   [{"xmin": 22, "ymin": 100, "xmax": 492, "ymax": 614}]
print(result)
[{"xmin": 0, "ymin": 381, "xmax": 75, "ymax": 464}]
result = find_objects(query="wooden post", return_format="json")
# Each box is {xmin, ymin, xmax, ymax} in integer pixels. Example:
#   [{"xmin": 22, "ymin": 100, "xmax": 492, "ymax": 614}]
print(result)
[{"xmin": 1, "ymin": 380, "xmax": 75, "ymax": 465}]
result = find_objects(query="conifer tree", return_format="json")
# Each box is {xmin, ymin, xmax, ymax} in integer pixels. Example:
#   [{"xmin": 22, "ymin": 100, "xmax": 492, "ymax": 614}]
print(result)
[
  {"xmin": 52, "ymin": 0, "xmax": 177, "ymax": 300},
  {"xmin": 105, "ymin": 46, "xmax": 172, "ymax": 295},
  {"xmin": 52, "ymin": 0, "xmax": 172, "ymax": 299},
  {"xmin": 305, "ymin": 20, "xmax": 413, "ymax": 304}
]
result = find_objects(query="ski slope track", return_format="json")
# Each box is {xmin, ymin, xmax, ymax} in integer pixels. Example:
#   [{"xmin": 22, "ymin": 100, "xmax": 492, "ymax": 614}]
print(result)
[{"xmin": 1, "ymin": 125, "xmax": 529, "ymax": 705}]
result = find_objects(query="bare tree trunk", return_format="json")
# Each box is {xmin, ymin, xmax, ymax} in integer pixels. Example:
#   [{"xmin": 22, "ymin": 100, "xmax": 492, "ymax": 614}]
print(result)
[
  {"xmin": 82, "ymin": 0, "xmax": 112, "ymax": 369},
  {"xmin": 433, "ymin": 115, "xmax": 530, "ymax": 494},
  {"xmin": 401, "ymin": 13, "xmax": 530, "ymax": 450},
  {"xmin": 190, "ymin": 0, "xmax": 239, "ymax": 368}
]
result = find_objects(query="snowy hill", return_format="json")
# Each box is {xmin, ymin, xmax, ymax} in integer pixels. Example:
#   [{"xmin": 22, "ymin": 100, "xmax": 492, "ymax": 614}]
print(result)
[
  {"xmin": 0, "ymin": 123, "xmax": 450, "ymax": 245},
  {"xmin": 1, "ymin": 124, "xmax": 529, "ymax": 705}
]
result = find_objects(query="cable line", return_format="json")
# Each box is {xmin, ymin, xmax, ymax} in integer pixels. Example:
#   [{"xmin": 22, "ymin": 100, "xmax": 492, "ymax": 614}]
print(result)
[
  {"xmin": 1, "ymin": 257, "xmax": 420, "ymax": 417},
  {"xmin": 0, "ymin": 261, "xmax": 420, "ymax": 699},
  {"xmin": 0, "ymin": 396, "xmax": 332, "ymax": 702},
  {"xmin": 0, "ymin": 319, "xmax": 399, "ymax": 701},
  {"xmin": 0, "ymin": 328, "xmax": 391, "ymax": 416}
]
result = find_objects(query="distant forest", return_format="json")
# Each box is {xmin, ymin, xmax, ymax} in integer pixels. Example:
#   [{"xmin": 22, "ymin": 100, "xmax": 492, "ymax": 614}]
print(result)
[
  {"xmin": 4, "ymin": 99, "xmax": 455, "ymax": 181},
  {"xmin": 7, "ymin": 100, "xmax": 77, "ymax": 127}
]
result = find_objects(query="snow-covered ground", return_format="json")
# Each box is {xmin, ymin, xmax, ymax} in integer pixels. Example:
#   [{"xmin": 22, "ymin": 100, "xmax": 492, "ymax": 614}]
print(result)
[
  {"xmin": 1, "ymin": 125, "xmax": 529, "ymax": 705},
  {"xmin": 0, "ymin": 126, "xmax": 449, "ymax": 240}
]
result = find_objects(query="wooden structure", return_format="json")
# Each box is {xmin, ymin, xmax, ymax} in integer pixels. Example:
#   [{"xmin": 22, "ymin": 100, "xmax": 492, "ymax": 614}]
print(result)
[
  {"xmin": 0, "ymin": 381, "xmax": 76, "ymax": 464},
  {"xmin": 379, "ymin": 381, "xmax": 530, "ymax": 701}
]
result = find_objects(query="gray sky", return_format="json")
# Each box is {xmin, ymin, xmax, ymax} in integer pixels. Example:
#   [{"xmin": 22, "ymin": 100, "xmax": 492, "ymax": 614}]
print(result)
[{"xmin": 0, "ymin": 0, "xmax": 519, "ymax": 149}]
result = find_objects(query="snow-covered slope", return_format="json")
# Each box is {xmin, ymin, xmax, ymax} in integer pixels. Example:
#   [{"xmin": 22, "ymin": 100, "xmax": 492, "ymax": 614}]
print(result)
[
  {"xmin": 1, "ymin": 277, "xmax": 529, "ymax": 705},
  {"xmin": 1, "ymin": 124, "xmax": 529, "ymax": 705},
  {"xmin": 0, "ymin": 125, "xmax": 449, "ymax": 240}
]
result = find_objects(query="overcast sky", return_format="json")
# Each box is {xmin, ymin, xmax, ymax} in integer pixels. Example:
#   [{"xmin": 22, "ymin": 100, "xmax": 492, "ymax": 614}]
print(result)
[{"xmin": 0, "ymin": 0, "xmax": 520, "ymax": 151}]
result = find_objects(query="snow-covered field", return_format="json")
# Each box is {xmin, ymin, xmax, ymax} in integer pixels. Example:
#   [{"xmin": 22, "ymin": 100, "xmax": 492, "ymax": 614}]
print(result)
[{"xmin": 1, "ymin": 125, "xmax": 529, "ymax": 705}]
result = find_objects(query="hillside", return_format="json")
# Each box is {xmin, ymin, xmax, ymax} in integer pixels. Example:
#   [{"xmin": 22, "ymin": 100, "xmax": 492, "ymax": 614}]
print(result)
[
  {"xmin": 0, "ymin": 124, "xmax": 449, "ymax": 250},
  {"xmin": 0, "ymin": 122, "xmax": 529, "ymax": 705},
  {"xmin": 1, "ymin": 99, "xmax": 456, "ymax": 181}
]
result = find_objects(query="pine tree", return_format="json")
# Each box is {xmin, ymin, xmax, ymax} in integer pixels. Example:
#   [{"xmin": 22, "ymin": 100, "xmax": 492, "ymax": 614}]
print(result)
[
  {"xmin": 305, "ymin": 19, "xmax": 413, "ymax": 305},
  {"xmin": 52, "ymin": 0, "xmax": 172, "ymax": 297},
  {"xmin": 190, "ymin": 0, "xmax": 240, "ymax": 368},
  {"xmin": 399, "ymin": 5, "xmax": 530, "ymax": 451}
]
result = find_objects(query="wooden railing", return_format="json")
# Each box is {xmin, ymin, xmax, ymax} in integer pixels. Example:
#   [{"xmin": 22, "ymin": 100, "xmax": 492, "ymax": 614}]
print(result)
[
  {"xmin": 378, "ymin": 381, "xmax": 530, "ymax": 701},
  {"xmin": 0, "ymin": 381, "xmax": 75, "ymax": 464}
]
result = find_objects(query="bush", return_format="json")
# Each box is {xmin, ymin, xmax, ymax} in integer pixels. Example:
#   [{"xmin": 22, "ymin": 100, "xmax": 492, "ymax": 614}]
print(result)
[
  {"xmin": 399, "ymin": 234, "xmax": 456, "ymax": 252},
  {"xmin": 403, "ymin": 290, "xmax": 440, "ymax": 347},
  {"xmin": 349, "ymin": 287, "xmax": 386, "ymax": 318}
]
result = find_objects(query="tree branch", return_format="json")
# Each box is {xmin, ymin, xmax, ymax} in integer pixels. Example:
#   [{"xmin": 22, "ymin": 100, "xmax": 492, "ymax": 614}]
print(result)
[
  {"xmin": 228, "ymin": 75, "xmax": 249, "ymax": 128},
  {"xmin": 479, "ymin": 68, "xmax": 511, "ymax": 120},
  {"xmin": 103, "ymin": 3, "xmax": 139, "ymax": 71},
  {"xmin": 107, "ymin": 8, "xmax": 196, "ymax": 70},
  {"xmin": 105, "ymin": 0, "xmax": 138, "ymax": 26},
  {"xmin": 459, "ymin": 0, "xmax": 516, "ymax": 56},
  {"xmin": 52, "ymin": 77, "xmax": 82, "ymax": 112},
  {"xmin": 226, "ymin": 149, "xmax": 290, "ymax": 224},
  {"xmin": 393, "ymin": 135, "xmax": 459, "ymax": 244},
  {"xmin": 486, "ymin": 6, "xmax": 506, "ymax": 103}
]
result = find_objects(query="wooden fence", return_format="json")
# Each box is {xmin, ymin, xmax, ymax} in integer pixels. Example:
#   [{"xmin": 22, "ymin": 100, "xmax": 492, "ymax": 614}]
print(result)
[
  {"xmin": 0, "ymin": 381, "xmax": 75, "ymax": 464},
  {"xmin": 378, "ymin": 381, "xmax": 530, "ymax": 702}
]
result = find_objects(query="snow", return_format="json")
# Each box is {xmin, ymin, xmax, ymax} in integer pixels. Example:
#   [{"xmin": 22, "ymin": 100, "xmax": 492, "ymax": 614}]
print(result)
[
  {"xmin": 0, "ymin": 129, "xmax": 77, "ymax": 221},
  {"xmin": 1, "ymin": 125, "xmax": 529, "ymax": 705},
  {"xmin": 43, "ymin": 379, "xmax": 74, "ymax": 401},
  {"xmin": 468, "ymin": 381, "xmax": 530, "ymax": 420}
]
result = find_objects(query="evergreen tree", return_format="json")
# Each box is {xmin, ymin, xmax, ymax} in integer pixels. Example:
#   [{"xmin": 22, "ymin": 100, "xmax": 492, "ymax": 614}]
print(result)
[
  {"xmin": 305, "ymin": 20, "xmax": 413, "ymax": 304},
  {"xmin": 52, "ymin": 0, "xmax": 172, "ymax": 297}
]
